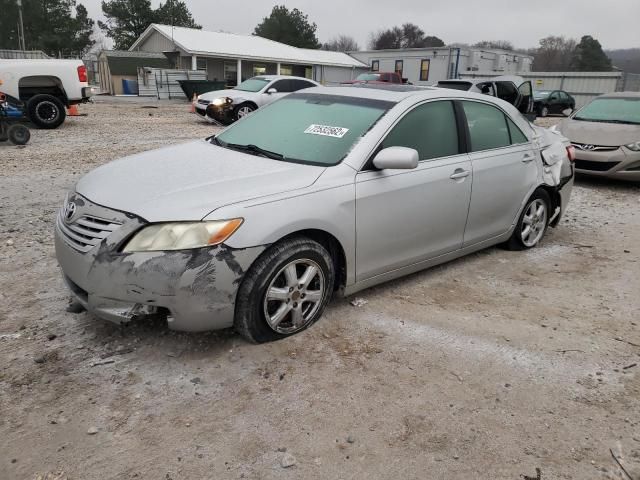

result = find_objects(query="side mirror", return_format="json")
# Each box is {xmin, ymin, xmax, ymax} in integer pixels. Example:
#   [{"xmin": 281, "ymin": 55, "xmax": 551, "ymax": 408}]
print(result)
[
  {"xmin": 373, "ymin": 147, "xmax": 419, "ymax": 170},
  {"xmin": 266, "ymin": 88, "xmax": 277, "ymax": 94}
]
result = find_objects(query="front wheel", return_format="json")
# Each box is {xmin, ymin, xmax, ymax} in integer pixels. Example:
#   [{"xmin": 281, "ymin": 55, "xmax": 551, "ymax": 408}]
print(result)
[
  {"xmin": 539, "ymin": 106, "xmax": 549, "ymax": 118},
  {"xmin": 505, "ymin": 189, "xmax": 551, "ymax": 251},
  {"xmin": 234, "ymin": 237, "xmax": 335, "ymax": 343},
  {"xmin": 233, "ymin": 103, "xmax": 256, "ymax": 122}
]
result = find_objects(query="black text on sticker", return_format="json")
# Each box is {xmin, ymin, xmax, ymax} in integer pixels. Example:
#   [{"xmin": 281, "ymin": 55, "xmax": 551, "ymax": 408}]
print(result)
[{"xmin": 304, "ymin": 124, "xmax": 349, "ymax": 138}]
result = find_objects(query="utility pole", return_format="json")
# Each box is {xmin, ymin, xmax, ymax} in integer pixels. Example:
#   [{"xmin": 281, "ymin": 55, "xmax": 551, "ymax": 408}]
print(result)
[{"xmin": 17, "ymin": 0, "xmax": 27, "ymax": 51}]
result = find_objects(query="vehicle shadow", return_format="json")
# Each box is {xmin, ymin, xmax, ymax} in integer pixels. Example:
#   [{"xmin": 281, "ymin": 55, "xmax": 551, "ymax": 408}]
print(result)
[{"xmin": 574, "ymin": 174, "xmax": 640, "ymax": 191}]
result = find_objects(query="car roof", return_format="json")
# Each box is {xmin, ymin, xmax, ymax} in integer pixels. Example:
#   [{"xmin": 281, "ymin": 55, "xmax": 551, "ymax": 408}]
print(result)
[
  {"xmin": 598, "ymin": 91, "xmax": 640, "ymax": 99},
  {"xmin": 301, "ymin": 84, "xmax": 511, "ymax": 104}
]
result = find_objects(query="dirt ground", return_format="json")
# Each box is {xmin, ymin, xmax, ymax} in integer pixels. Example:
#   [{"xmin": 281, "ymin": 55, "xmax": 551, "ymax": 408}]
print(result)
[{"xmin": 1, "ymin": 97, "xmax": 639, "ymax": 480}]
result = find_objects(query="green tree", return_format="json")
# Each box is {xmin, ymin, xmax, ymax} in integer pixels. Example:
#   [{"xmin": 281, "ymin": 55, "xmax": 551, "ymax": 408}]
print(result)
[
  {"xmin": 254, "ymin": 5, "xmax": 320, "ymax": 49},
  {"xmin": 532, "ymin": 36, "xmax": 576, "ymax": 71},
  {"xmin": 0, "ymin": 0, "xmax": 95, "ymax": 56},
  {"xmin": 322, "ymin": 35, "xmax": 359, "ymax": 52},
  {"xmin": 369, "ymin": 24, "xmax": 444, "ymax": 50},
  {"xmin": 98, "ymin": 0, "xmax": 200, "ymax": 50},
  {"xmin": 571, "ymin": 35, "xmax": 612, "ymax": 71}
]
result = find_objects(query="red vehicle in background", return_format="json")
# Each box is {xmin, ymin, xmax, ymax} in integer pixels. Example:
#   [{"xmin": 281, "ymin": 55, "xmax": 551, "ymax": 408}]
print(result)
[{"xmin": 342, "ymin": 72, "xmax": 409, "ymax": 85}]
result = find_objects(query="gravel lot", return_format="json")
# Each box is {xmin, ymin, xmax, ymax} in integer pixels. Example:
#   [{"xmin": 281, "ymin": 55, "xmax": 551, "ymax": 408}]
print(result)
[{"xmin": 1, "ymin": 97, "xmax": 639, "ymax": 480}]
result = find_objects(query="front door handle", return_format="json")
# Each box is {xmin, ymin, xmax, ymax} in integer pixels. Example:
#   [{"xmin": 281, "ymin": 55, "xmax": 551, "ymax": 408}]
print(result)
[
  {"xmin": 450, "ymin": 169, "xmax": 470, "ymax": 180},
  {"xmin": 522, "ymin": 153, "xmax": 536, "ymax": 163}
]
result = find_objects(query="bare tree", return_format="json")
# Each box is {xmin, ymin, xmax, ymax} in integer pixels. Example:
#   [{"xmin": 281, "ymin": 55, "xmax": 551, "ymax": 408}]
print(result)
[
  {"xmin": 322, "ymin": 35, "xmax": 359, "ymax": 52},
  {"xmin": 368, "ymin": 23, "xmax": 444, "ymax": 50},
  {"xmin": 473, "ymin": 40, "xmax": 515, "ymax": 51},
  {"xmin": 532, "ymin": 36, "xmax": 577, "ymax": 71}
]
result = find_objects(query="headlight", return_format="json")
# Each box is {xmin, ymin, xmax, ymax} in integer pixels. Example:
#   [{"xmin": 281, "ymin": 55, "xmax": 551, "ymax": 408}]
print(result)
[
  {"xmin": 211, "ymin": 97, "xmax": 229, "ymax": 106},
  {"xmin": 122, "ymin": 219, "xmax": 243, "ymax": 252},
  {"xmin": 625, "ymin": 141, "xmax": 640, "ymax": 151}
]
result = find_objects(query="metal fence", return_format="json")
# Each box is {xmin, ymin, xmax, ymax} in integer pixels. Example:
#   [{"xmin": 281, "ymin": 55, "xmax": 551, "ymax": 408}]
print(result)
[
  {"xmin": 458, "ymin": 71, "xmax": 640, "ymax": 108},
  {"xmin": 0, "ymin": 49, "xmax": 50, "ymax": 59},
  {"xmin": 137, "ymin": 68, "xmax": 207, "ymax": 99}
]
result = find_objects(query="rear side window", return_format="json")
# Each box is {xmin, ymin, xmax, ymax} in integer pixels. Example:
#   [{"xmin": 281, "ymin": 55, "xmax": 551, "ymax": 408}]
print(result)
[
  {"xmin": 291, "ymin": 80, "xmax": 315, "ymax": 91},
  {"xmin": 382, "ymin": 101, "xmax": 459, "ymax": 160},
  {"xmin": 507, "ymin": 117, "xmax": 528, "ymax": 144},
  {"xmin": 462, "ymin": 101, "xmax": 510, "ymax": 151}
]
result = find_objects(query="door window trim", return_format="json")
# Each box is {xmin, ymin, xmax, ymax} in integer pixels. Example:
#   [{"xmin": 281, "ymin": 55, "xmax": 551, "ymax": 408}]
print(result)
[
  {"xmin": 458, "ymin": 99, "xmax": 532, "ymax": 154},
  {"xmin": 360, "ymin": 99, "xmax": 468, "ymax": 172}
]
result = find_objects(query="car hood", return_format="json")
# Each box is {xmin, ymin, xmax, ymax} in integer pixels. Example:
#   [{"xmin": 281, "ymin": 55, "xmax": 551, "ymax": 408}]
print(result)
[
  {"xmin": 559, "ymin": 119, "xmax": 640, "ymax": 146},
  {"xmin": 75, "ymin": 140, "xmax": 325, "ymax": 222},
  {"xmin": 199, "ymin": 89, "xmax": 256, "ymax": 101}
]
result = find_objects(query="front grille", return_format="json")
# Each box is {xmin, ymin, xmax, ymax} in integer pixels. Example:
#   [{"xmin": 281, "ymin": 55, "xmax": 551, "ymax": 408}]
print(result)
[
  {"xmin": 574, "ymin": 159, "xmax": 621, "ymax": 172},
  {"xmin": 571, "ymin": 143, "xmax": 619, "ymax": 152},
  {"xmin": 197, "ymin": 99, "xmax": 210, "ymax": 106},
  {"xmin": 57, "ymin": 211, "xmax": 122, "ymax": 253}
]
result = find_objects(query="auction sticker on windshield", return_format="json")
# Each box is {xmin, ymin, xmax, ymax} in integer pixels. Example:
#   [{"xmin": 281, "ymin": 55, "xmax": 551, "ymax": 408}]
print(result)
[{"xmin": 304, "ymin": 124, "xmax": 349, "ymax": 138}]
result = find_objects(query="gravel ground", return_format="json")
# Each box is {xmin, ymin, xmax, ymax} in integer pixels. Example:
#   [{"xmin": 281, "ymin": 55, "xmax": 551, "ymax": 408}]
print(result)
[{"xmin": 1, "ymin": 98, "xmax": 639, "ymax": 480}]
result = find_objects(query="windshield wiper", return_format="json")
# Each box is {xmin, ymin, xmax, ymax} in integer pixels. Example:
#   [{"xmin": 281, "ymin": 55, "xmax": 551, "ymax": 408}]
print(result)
[
  {"xmin": 222, "ymin": 142, "xmax": 285, "ymax": 160},
  {"xmin": 573, "ymin": 117, "xmax": 640, "ymax": 125}
]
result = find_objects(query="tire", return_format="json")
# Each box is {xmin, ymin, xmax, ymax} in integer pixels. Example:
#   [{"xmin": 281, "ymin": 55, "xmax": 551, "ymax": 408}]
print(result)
[
  {"xmin": 233, "ymin": 103, "xmax": 256, "ymax": 122},
  {"xmin": 8, "ymin": 124, "xmax": 30, "ymax": 145},
  {"xmin": 539, "ymin": 106, "xmax": 549, "ymax": 118},
  {"xmin": 505, "ymin": 189, "xmax": 551, "ymax": 251},
  {"xmin": 27, "ymin": 94, "xmax": 66, "ymax": 129},
  {"xmin": 234, "ymin": 237, "xmax": 335, "ymax": 343}
]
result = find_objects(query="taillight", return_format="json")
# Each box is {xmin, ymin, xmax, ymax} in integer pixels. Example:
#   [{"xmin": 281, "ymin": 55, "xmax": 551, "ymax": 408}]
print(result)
[
  {"xmin": 77, "ymin": 65, "xmax": 88, "ymax": 83},
  {"xmin": 566, "ymin": 145, "xmax": 576, "ymax": 162}
]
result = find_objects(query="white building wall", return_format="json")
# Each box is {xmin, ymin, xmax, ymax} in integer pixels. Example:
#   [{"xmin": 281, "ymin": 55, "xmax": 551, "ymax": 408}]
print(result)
[{"xmin": 134, "ymin": 30, "xmax": 176, "ymax": 53}]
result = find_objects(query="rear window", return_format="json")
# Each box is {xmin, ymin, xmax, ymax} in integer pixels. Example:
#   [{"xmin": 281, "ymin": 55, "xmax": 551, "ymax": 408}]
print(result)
[{"xmin": 436, "ymin": 81, "xmax": 473, "ymax": 91}]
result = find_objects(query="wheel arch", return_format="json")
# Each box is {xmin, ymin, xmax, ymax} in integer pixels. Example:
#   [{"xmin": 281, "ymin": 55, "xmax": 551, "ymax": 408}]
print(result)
[
  {"xmin": 266, "ymin": 229, "xmax": 347, "ymax": 292},
  {"xmin": 18, "ymin": 76, "xmax": 68, "ymax": 105}
]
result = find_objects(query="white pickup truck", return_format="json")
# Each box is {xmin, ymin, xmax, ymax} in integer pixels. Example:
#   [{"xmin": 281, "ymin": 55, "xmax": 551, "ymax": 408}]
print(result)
[{"xmin": 0, "ymin": 59, "xmax": 94, "ymax": 129}]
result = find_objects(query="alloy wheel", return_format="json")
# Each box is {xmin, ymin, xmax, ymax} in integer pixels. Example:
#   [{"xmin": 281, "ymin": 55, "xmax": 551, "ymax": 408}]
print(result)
[
  {"xmin": 36, "ymin": 101, "xmax": 59, "ymax": 123},
  {"xmin": 263, "ymin": 259, "xmax": 325, "ymax": 334},
  {"xmin": 521, "ymin": 199, "xmax": 547, "ymax": 247}
]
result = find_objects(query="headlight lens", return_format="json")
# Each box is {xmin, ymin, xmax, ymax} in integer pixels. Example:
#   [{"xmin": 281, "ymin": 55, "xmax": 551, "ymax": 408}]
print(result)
[
  {"xmin": 625, "ymin": 140, "xmax": 640, "ymax": 151},
  {"xmin": 211, "ymin": 97, "xmax": 228, "ymax": 106},
  {"xmin": 123, "ymin": 219, "xmax": 243, "ymax": 252}
]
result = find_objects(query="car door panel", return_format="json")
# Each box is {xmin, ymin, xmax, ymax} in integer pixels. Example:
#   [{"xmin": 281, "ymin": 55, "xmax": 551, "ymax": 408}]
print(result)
[
  {"xmin": 356, "ymin": 156, "xmax": 472, "ymax": 281},
  {"xmin": 459, "ymin": 100, "xmax": 539, "ymax": 246}
]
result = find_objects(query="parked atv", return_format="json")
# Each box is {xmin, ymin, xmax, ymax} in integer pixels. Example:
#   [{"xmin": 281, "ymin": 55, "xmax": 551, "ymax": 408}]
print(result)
[{"xmin": 0, "ymin": 92, "xmax": 31, "ymax": 145}]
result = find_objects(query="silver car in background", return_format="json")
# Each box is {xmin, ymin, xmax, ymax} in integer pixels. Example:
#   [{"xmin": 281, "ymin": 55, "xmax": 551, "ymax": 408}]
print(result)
[
  {"xmin": 555, "ymin": 92, "xmax": 640, "ymax": 181},
  {"xmin": 55, "ymin": 86, "xmax": 574, "ymax": 343},
  {"xmin": 194, "ymin": 75, "xmax": 319, "ymax": 124}
]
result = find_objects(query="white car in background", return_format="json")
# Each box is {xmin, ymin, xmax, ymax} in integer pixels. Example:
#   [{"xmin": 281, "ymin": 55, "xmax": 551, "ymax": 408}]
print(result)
[{"xmin": 195, "ymin": 75, "xmax": 320, "ymax": 124}]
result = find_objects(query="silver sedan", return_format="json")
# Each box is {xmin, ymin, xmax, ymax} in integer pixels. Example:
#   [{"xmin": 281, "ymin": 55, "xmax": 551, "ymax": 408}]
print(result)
[{"xmin": 55, "ymin": 86, "xmax": 575, "ymax": 343}]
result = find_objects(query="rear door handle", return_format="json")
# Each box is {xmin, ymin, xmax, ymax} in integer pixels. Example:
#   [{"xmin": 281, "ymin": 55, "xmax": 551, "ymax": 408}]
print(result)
[
  {"xmin": 522, "ymin": 153, "xmax": 536, "ymax": 163},
  {"xmin": 450, "ymin": 169, "xmax": 470, "ymax": 180}
]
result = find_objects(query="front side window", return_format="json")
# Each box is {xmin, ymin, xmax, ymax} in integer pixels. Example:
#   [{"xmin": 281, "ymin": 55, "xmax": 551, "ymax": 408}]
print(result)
[
  {"xmin": 395, "ymin": 60, "xmax": 404, "ymax": 78},
  {"xmin": 420, "ymin": 59, "xmax": 430, "ymax": 81},
  {"xmin": 215, "ymin": 93, "xmax": 392, "ymax": 166},
  {"xmin": 235, "ymin": 77, "xmax": 270, "ymax": 92},
  {"xmin": 382, "ymin": 101, "xmax": 459, "ymax": 161},
  {"xmin": 462, "ymin": 101, "xmax": 511, "ymax": 151},
  {"xmin": 371, "ymin": 60, "xmax": 379, "ymax": 72},
  {"xmin": 270, "ymin": 79, "xmax": 293, "ymax": 93}
]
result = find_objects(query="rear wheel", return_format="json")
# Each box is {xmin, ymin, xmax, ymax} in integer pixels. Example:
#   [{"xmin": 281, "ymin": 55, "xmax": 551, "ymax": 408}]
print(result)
[
  {"xmin": 8, "ymin": 124, "xmax": 30, "ymax": 145},
  {"xmin": 27, "ymin": 94, "xmax": 66, "ymax": 129},
  {"xmin": 506, "ymin": 189, "xmax": 550, "ymax": 251},
  {"xmin": 234, "ymin": 237, "xmax": 335, "ymax": 343}
]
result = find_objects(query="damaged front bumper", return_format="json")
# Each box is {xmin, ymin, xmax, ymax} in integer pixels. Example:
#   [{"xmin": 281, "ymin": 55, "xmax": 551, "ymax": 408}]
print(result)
[{"xmin": 54, "ymin": 193, "xmax": 264, "ymax": 332}]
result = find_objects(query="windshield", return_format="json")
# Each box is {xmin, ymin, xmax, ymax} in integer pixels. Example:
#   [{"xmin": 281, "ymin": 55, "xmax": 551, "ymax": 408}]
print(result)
[
  {"xmin": 534, "ymin": 91, "xmax": 551, "ymax": 99},
  {"xmin": 573, "ymin": 97, "xmax": 640, "ymax": 124},
  {"xmin": 214, "ymin": 93, "xmax": 393, "ymax": 166},
  {"xmin": 357, "ymin": 73, "xmax": 382, "ymax": 81},
  {"xmin": 235, "ymin": 77, "xmax": 270, "ymax": 92}
]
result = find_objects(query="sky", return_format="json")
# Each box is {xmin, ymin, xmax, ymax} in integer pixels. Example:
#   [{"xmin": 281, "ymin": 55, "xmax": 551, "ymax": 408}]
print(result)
[{"xmin": 84, "ymin": 0, "xmax": 640, "ymax": 51}]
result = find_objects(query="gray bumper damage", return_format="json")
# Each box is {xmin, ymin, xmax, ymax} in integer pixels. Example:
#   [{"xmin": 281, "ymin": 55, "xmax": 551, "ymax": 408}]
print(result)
[{"xmin": 54, "ymin": 193, "xmax": 264, "ymax": 332}]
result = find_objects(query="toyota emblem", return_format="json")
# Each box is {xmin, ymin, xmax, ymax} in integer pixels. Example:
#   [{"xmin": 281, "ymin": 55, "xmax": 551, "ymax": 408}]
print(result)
[{"xmin": 63, "ymin": 201, "xmax": 77, "ymax": 222}]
